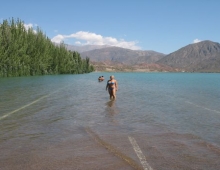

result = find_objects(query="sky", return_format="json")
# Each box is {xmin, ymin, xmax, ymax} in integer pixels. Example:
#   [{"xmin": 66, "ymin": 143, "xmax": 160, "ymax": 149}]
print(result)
[{"xmin": 1, "ymin": 0, "xmax": 220, "ymax": 54}]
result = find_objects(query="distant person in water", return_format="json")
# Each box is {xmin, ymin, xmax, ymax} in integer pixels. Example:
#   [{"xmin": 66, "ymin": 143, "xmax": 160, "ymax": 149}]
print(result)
[
  {"xmin": 106, "ymin": 75, "xmax": 118, "ymax": 100},
  {"xmin": 98, "ymin": 76, "xmax": 104, "ymax": 81}
]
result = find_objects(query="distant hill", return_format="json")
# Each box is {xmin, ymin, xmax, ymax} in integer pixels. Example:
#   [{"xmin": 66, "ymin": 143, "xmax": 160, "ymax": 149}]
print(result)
[
  {"xmin": 53, "ymin": 43, "xmax": 109, "ymax": 53},
  {"xmin": 56, "ymin": 40, "xmax": 220, "ymax": 72},
  {"xmin": 157, "ymin": 40, "xmax": 220, "ymax": 72},
  {"xmin": 80, "ymin": 46, "xmax": 165, "ymax": 65},
  {"xmin": 65, "ymin": 44, "xmax": 110, "ymax": 53}
]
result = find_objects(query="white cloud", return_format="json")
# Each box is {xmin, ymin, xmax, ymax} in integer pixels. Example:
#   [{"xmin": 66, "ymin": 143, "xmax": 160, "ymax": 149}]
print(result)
[
  {"xmin": 24, "ymin": 23, "xmax": 37, "ymax": 33},
  {"xmin": 51, "ymin": 34, "xmax": 65, "ymax": 43},
  {"xmin": 193, "ymin": 38, "xmax": 201, "ymax": 43},
  {"xmin": 51, "ymin": 31, "xmax": 141, "ymax": 50},
  {"xmin": 75, "ymin": 41, "xmax": 82, "ymax": 45},
  {"xmin": 24, "ymin": 23, "xmax": 34, "ymax": 30}
]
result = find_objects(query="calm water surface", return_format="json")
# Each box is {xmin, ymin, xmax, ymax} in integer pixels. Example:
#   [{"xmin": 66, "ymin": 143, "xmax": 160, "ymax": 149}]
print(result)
[{"xmin": 0, "ymin": 73, "xmax": 220, "ymax": 170}]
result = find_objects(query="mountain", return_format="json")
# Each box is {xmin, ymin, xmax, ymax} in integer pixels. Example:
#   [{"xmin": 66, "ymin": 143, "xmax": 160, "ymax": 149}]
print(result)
[
  {"xmin": 80, "ymin": 46, "xmax": 165, "ymax": 65},
  {"xmin": 53, "ymin": 43, "xmax": 109, "ymax": 53},
  {"xmin": 56, "ymin": 40, "xmax": 220, "ymax": 72},
  {"xmin": 65, "ymin": 44, "xmax": 110, "ymax": 53},
  {"xmin": 156, "ymin": 40, "xmax": 220, "ymax": 72}
]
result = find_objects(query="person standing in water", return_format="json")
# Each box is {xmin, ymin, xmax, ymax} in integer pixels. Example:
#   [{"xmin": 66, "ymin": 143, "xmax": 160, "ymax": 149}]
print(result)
[{"xmin": 106, "ymin": 75, "xmax": 118, "ymax": 100}]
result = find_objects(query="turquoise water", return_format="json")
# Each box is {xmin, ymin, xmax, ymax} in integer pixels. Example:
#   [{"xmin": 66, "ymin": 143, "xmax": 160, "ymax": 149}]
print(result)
[{"xmin": 0, "ymin": 72, "xmax": 220, "ymax": 169}]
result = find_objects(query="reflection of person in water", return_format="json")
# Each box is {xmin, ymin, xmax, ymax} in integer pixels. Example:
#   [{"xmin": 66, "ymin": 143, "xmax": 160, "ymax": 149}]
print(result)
[
  {"xmin": 105, "ymin": 99, "xmax": 119, "ymax": 125},
  {"xmin": 106, "ymin": 75, "xmax": 118, "ymax": 100},
  {"xmin": 106, "ymin": 99, "xmax": 115, "ymax": 107}
]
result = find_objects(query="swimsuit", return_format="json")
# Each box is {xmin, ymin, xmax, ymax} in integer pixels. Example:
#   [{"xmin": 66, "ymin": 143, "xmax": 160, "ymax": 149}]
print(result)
[
  {"xmin": 108, "ymin": 81, "xmax": 115, "ymax": 91},
  {"xmin": 108, "ymin": 87, "xmax": 114, "ymax": 91}
]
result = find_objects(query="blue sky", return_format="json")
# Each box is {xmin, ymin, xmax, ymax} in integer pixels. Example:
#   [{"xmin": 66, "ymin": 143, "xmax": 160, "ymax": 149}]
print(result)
[{"xmin": 1, "ymin": 0, "xmax": 220, "ymax": 54}]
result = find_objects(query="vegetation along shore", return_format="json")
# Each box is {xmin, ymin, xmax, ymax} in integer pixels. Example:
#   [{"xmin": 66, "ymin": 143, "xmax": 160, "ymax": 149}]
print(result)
[{"xmin": 0, "ymin": 18, "xmax": 94, "ymax": 77}]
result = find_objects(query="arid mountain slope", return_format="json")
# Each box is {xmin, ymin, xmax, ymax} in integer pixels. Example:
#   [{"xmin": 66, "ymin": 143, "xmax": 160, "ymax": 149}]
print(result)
[
  {"xmin": 58, "ymin": 41, "xmax": 220, "ymax": 72},
  {"xmin": 157, "ymin": 40, "xmax": 220, "ymax": 72},
  {"xmin": 80, "ymin": 46, "xmax": 165, "ymax": 65}
]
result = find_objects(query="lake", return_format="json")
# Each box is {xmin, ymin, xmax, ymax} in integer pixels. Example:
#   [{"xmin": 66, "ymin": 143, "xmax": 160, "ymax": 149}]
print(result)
[{"xmin": 0, "ymin": 72, "xmax": 220, "ymax": 170}]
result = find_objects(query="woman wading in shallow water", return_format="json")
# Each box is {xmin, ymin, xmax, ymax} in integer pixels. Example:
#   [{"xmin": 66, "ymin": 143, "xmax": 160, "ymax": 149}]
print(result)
[{"xmin": 106, "ymin": 75, "xmax": 118, "ymax": 100}]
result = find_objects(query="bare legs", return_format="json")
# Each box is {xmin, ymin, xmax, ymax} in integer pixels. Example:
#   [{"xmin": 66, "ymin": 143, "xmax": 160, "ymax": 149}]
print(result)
[{"xmin": 108, "ymin": 89, "xmax": 116, "ymax": 100}]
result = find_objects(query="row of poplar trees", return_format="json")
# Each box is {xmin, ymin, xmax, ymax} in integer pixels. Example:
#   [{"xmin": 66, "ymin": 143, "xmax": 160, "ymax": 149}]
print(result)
[{"xmin": 0, "ymin": 18, "xmax": 94, "ymax": 77}]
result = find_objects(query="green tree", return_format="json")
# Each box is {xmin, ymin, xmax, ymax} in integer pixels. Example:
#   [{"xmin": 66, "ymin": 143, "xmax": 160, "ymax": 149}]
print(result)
[{"xmin": 0, "ymin": 18, "xmax": 94, "ymax": 77}]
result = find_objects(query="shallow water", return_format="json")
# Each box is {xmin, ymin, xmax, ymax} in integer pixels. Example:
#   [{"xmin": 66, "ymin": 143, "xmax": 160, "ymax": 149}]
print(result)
[{"xmin": 0, "ymin": 73, "xmax": 220, "ymax": 170}]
